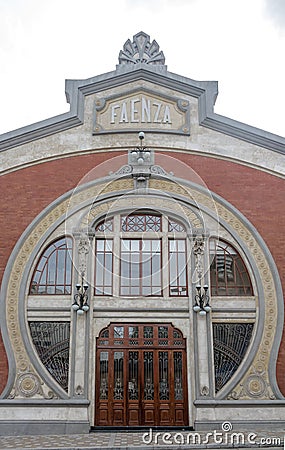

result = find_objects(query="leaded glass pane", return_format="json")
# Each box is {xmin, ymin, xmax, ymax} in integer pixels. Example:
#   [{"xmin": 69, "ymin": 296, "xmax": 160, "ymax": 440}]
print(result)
[
  {"xmin": 174, "ymin": 352, "xmax": 183, "ymax": 400},
  {"xmin": 144, "ymin": 352, "xmax": 154, "ymax": 400},
  {"xmin": 99, "ymin": 352, "xmax": 109, "ymax": 399},
  {"xmin": 95, "ymin": 219, "xmax": 113, "ymax": 232},
  {"xmin": 121, "ymin": 214, "xmax": 161, "ymax": 232},
  {"xmin": 168, "ymin": 219, "xmax": 186, "ymax": 232},
  {"xmin": 143, "ymin": 326, "xmax": 153, "ymax": 338},
  {"xmin": 114, "ymin": 352, "xmax": 124, "ymax": 400},
  {"xmin": 159, "ymin": 351, "xmax": 169, "ymax": 400},
  {"xmin": 129, "ymin": 326, "xmax": 138, "ymax": 338},
  {"xmin": 158, "ymin": 326, "xmax": 168, "ymax": 338},
  {"xmin": 114, "ymin": 326, "xmax": 124, "ymax": 338},
  {"xmin": 29, "ymin": 238, "xmax": 73, "ymax": 295},
  {"xmin": 128, "ymin": 352, "xmax": 139, "ymax": 400},
  {"xmin": 210, "ymin": 239, "xmax": 253, "ymax": 296}
]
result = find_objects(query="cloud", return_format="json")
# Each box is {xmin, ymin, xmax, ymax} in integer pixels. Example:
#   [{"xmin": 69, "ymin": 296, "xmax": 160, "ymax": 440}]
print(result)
[
  {"xmin": 125, "ymin": 0, "xmax": 194, "ymax": 8},
  {"xmin": 264, "ymin": 0, "xmax": 285, "ymax": 30}
]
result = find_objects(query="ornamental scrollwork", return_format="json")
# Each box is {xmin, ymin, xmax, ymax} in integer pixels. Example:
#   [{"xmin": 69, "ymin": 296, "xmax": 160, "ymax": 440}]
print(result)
[
  {"xmin": 119, "ymin": 31, "xmax": 165, "ymax": 66},
  {"xmin": 73, "ymin": 232, "xmax": 91, "ymax": 276},
  {"xmin": 193, "ymin": 234, "xmax": 206, "ymax": 281},
  {"xmin": 8, "ymin": 371, "xmax": 57, "ymax": 399}
]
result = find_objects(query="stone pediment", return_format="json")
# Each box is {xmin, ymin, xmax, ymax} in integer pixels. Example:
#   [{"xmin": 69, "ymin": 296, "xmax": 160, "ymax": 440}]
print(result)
[{"xmin": 0, "ymin": 31, "xmax": 284, "ymax": 158}]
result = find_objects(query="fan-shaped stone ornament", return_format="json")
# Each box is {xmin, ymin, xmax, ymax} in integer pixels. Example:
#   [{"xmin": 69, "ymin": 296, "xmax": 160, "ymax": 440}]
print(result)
[{"xmin": 119, "ymin": 31, "xmax": 165, "ymax": 65}]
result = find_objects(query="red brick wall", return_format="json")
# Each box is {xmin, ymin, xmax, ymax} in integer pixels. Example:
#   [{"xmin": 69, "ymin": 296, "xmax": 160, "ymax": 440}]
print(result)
[
  {"xmin": 0, "ymin": 151, "xmax": 284, "ymax": 394},
  {"xmin": 0, "ymin": 331, "xmax": 8, "ymax": 394}
]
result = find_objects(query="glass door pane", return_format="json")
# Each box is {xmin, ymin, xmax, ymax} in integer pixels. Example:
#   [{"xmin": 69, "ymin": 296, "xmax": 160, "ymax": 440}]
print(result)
[
  {"xmin": 159, "ymin": 351, "xmax": 169, "ymax": 400},
  {"xmin": 128, "ymin": 351, "xmax": 139, "ymax": 400},
  {"xmin": 113, "ymin": 351, "xmax": 124, "ymax": 400},
  {"xmin": 144, "ymin": 351, "xmax": 154, "ymax": 400},
  {"xmin": 99, "ymin": 351, "xmax": 109, "ymax": 400},
  {"xmin": 174, "ymin": 351, "xmax": 183, "ymax": 400}
]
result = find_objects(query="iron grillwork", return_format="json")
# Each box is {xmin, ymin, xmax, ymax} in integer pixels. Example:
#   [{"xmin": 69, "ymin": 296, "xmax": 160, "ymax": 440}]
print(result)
[
  {"xmin": 29, "ymin": 322, "xmax": 70, "ymax": 392},
  {"xmin": 213, "ymin": 323, "xmax": 254, "ymax": 392}
]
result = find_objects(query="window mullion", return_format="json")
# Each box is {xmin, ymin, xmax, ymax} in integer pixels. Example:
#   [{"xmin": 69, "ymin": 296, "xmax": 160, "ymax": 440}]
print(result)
[
  {"xmin": 162, "ymin": 234, "xmax": 168, "ymax": 297},
  {"xmin": 140, "ymin": 239, "xmax": 143, "ymax": 296},
  {"xmin": 113, "ymin": 234, "xmax": 120, "ymax": 297}
]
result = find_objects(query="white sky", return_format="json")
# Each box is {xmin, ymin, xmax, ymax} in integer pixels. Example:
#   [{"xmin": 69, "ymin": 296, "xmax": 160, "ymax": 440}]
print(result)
[{"xmin": 0, "ymin": 0, "xmax": 285, "ymax": 137}]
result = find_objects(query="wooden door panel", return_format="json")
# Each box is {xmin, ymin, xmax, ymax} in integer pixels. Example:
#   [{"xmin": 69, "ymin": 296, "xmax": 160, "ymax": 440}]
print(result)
[
  {"xmin": 95, "ymin": 323, "xmax": 189, "ymax": 427},
  {"xmin": 112, "ymin": 402, "xmax": 125, "ymax": 425},
  {"xmin": 159, "ymin": 404, "xmax": 172, "ymax": 425},
  {"xmin": 174, "ymin": 405, "xmax": 186, "ymax": 425},
  {"xmin": 97, "ymin": 403, "xmax": 109, "ymax": 425},
  {"xmin": 142, "ymin": 403, "xmax": 156, "ymax": 425},
  {"xmin": 128, "ymin": 402, "xmax": 140, "ymax": 425}
]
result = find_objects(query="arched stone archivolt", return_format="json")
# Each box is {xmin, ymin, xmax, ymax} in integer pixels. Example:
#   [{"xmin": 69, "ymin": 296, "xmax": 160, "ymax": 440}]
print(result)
[{"xmin": 0, "ymin": 174, "xmax": 282, "ymax": 401}]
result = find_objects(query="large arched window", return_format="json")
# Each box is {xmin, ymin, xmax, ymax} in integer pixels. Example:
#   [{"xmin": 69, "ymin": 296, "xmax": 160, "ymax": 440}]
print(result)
[
  {"xmin": 29, "ymin": 237, "xmax": 73, "ymax": 295},
  {"xmin": 210, "ymin": 238, "xmax": 253, "ymax": 296},
  {"xmin": 94, "ymin": 213, "xmax": 188, "ymax": 297}
]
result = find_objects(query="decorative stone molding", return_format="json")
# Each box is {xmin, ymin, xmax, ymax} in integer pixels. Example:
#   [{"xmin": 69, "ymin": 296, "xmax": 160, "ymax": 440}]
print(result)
[
  {"xmin": 79, "ymin": 188, "xmax": 203, "ymax": 233},
  {"xmin": 118, "ymin": 31, "xmax": 165, "ymax": 66},
  {"xmin": 1, "ymin": 174, "xmax": 281, "ymax": 401},
  {"xmin": 76, "ymin": 234, "xmax": 90, "ymax": 276},
  {"xmin": 193, "ymin": 234, "xmax": 206, "ymax": 281},
  {"xmin": 113, "ymin": 145, "xmax": 172, "ymax": 191},
  {"xmin": 9, "ymin": 371, "xmax": 56, "ymax": 400},
  {"xmin": 75, "ymin": 385, "xmax": 84, "ymax": 396},
  {"xmin": 113, "ymin": 165, "xmax": 133, "ymax": 176},
  {"xmin": 229, "ymin": 364, "xmax": 274, "ymax": 400},
  {"xmin": 200, "ymin": 385, "xmax": 210, "ymax": 397}
]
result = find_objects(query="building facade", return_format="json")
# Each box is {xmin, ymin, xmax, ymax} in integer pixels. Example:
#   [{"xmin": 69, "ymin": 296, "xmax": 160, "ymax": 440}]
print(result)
[{"xmin": 0, "ymin": 32, "xmax": 284, "ymax": 435}]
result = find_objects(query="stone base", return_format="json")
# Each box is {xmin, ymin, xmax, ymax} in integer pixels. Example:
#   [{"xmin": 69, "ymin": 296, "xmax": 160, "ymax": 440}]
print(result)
[
  {"xmin": 0, "ymin": 420, "xmax": 90, "ymax": 436},
  {"xmin": 0, "ymin": 399, "xmax": 90, "ymax": 436},
  {"xmin": 194, "ymin": 400, "xmax": 285, "ymax": 431}
]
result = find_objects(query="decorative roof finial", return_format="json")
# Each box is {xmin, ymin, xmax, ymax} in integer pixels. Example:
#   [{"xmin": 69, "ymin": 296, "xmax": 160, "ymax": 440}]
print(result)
[{"xmin": 118, "ymin": 31, "xmax": 165, "ymax": 66}]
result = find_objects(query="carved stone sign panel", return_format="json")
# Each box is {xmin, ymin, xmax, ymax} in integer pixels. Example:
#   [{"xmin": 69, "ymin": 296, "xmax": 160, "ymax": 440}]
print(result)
[{"xmin": 93, "ymin": 89, "xmax": 190, "ymax": 135}]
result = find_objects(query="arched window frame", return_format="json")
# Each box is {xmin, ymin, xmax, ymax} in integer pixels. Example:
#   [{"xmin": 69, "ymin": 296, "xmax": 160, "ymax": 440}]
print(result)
[
  {"xmin": 209, "ymin": 238, "xmax": 253, "ymax": 297},
  {"xmin": 29, "ymin": 236, "xmax": 73, "ymax": 295}
]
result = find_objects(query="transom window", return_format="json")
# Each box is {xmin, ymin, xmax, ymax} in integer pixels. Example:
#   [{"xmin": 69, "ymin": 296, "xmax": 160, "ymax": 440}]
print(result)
[
  {"xmin": 94, "ymin": 213, "xmax": 188, "ymax": 297},
  {"xmin": 121, "ymin": 214, "xmax": 161, "ymax": 232}
]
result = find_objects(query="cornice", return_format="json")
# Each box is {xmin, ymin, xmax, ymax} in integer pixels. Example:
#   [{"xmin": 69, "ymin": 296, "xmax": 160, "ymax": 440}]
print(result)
[
  {"xmin": 201, "ymin": 113, "xmax": 285, "ymax": 155},
  {"xmin": 0, "ymin": 115, "xmax": 82, "ymax": 152}
]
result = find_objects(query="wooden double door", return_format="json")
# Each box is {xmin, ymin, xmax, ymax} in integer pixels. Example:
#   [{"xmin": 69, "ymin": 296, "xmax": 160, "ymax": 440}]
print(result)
[{"xmin": 95, "ymin": 323, "xmax": 188, "ymax": 426}]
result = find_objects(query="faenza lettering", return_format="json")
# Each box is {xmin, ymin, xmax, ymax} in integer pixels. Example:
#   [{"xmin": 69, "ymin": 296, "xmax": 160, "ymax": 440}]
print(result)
[{"xmin": 110, "ymin": 97, "xmax": 172, "ymax": 125}]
